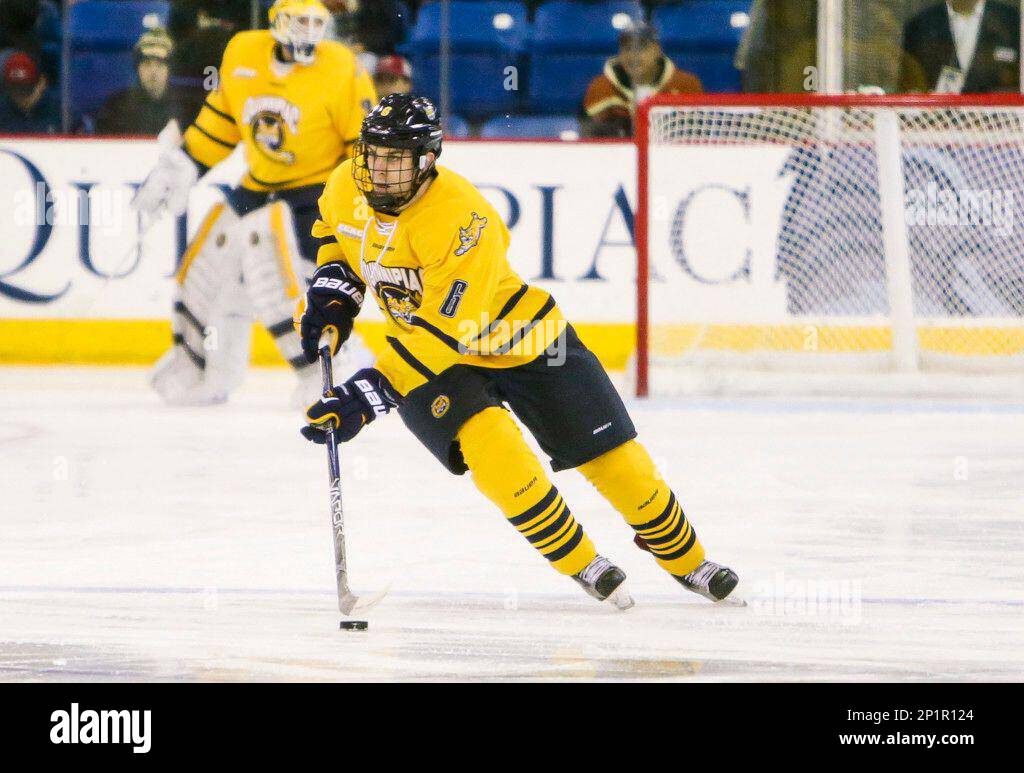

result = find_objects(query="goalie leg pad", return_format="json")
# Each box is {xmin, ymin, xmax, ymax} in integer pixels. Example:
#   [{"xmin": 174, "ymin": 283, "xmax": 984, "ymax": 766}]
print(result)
[
  {"xmin": 153, "ymin": 202, "xmax": 252, "ymax": 404},
  {"xmin": 238, "ymin": 201, "xmax": 313, "ymax": 372}
]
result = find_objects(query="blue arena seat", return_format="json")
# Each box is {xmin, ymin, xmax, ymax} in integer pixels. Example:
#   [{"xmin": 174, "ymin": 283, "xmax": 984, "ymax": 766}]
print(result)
[
  {"xmin": 480, "ymin": 114, "xmax": 579, "ymax": 139},
  {"xmin": 653, "ymin": 1, "xmax": 750, "ymax": 92},
  {"xmin": 528, "ymin": 0, "xmax": 643, "ymax": 114},
  {"xmin": 444, "ymin": 114, "xmax": 471, "ymax": 138},
  {"xmin": 402, "ymin": 1, "xmax": 528, "ymax": 118},
  {"xmin": 532, "ymin": 0, "xmax": 644, "ymax": 54},
  {"xmin": 67, "ymin": 1, "xmax": 171, "ymax": 122}
]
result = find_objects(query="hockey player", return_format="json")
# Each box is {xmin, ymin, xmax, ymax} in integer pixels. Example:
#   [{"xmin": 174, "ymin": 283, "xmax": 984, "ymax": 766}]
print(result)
[
  {"xmin": 134, "ymin": 0, "xmax": 376, "ymax": 406},
  {"xmin": 296, "ymin": 94, "xmax": 739, "ymax": 607}
]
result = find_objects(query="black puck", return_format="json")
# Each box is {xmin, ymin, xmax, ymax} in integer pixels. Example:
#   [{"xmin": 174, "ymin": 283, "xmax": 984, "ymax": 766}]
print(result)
[{"xmin": 339, "ymin": 620, "xmax": 368, "ymax": 631}]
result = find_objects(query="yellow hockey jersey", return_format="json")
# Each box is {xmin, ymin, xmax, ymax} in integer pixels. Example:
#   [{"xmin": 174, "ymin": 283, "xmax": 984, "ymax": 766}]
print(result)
[
  {"xmin": 313, "ymin": 161, "xmax": 567, "ymax": 396},
  {"xmin": 183, "ymin": 30, "xmax": 375, "ymax": 192}
]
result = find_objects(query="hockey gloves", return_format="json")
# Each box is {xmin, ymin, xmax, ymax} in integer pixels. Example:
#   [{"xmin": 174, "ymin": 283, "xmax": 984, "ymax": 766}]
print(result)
[
  {"xmin": 302, "ymin": 368, "xmax": 400, "ymax": 444},
  {"xmin": 297, "ymin": 262, "xmax": 366, "ymax": 364}
]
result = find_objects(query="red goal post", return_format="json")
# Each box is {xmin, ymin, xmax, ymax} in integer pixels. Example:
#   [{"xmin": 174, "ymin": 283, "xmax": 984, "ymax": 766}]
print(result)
[{"xmin": 635, "ymin": 93, "xmax": 1024, "ymax": 398}]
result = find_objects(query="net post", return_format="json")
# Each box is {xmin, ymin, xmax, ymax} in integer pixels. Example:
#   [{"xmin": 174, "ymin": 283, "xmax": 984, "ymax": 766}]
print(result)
[
  {"xmin": 635, "ymin": 97, "xmax": 651, "ymax": 397},
  {"xmin": 874, "ymin": 108, "xmax": 919, "ymax": 372}
]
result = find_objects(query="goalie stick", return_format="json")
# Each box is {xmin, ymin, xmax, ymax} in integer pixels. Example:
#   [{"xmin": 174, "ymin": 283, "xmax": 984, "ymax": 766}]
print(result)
[{"xmin": 318, "ymin": 342, "xmax": 389, "ymax": 616}]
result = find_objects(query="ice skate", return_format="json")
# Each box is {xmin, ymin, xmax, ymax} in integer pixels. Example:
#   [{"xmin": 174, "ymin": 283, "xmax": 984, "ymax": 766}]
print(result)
[
  {"xmin": 572, "ymin": 555, "xmax": 634, "ymax": 610},
  {"xmin": 675, "ymin": 560, "xmax": 742, "ymax": 604}
]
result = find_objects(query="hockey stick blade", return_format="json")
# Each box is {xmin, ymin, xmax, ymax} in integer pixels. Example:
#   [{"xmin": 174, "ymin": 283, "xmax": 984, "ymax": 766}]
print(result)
[{"xmin": 339, "ymin": 584, "xmax": 391, "ymax": 615}]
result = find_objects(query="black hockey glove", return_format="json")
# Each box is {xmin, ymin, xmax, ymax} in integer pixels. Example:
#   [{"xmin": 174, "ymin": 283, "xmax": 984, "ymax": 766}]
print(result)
[
  {"xmin": 298, "ymin": 262, "xmax": 366, "ymax": 364},
  {"xmin": 301, "ymin": 368, "xmax": 400, "ymax": 444}
]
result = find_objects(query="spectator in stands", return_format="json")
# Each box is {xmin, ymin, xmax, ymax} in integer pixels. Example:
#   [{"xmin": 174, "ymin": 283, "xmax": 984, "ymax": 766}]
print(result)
[
  {"xmin": 373, "ymin": 54, "xmax": 412, "ymax": 96},
  {"xmin": 95, "ymin": 28, "xmax": 179, "ymax": 135},
  {"xmin": 172, "ymin": 0, "xmax": 246, "ymax": 126},
  {"xmin": 0, "ymin": 49, "xmax": 59, "ymax": 133},
  {"xmin": 735, "ymin": 0, "xmax": 817, "ymax": 93},
  {"xmin": 898, "ymin": 0, "xmax": 1021, "ymax": 93},
  {"xmin": 581, "ymin": 21, "xmax": 702, "ymax": 138}
]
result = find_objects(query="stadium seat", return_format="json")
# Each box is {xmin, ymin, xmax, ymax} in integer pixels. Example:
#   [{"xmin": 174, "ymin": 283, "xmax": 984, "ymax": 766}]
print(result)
[
  {"xmin": 445, "ymin": 114, "xmax": 472, "ymax": 139},
  {"xmin": 653, "ymin": 0, "xmax": 749, "ymax": 92},
  {"xmin": 532, "ymin": 0, "xmax": 643, "ymax": 54},
  {"xmin": 401, "ymin": 1, "xmax": 528, "ymax": 118},
  {"xmin": 67, "ymin": 1, "xmax": 171, "ymax": 123},
  {"xmin": 479, "ymin": 114, "xmax": 579, "ymax": 139},
  {"xmin": 528, "ymin": 0, "xmax": 643, "ymax": 114}
]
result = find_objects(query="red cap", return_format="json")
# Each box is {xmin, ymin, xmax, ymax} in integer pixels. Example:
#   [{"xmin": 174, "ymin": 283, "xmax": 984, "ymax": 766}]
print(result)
[
  {"xmin": 3, "ymin": 52, "xmax": 40, "ymax": 89},
  {"xmin": 375, "ymin": 55, "xmax": 412, "ymax": 80}
]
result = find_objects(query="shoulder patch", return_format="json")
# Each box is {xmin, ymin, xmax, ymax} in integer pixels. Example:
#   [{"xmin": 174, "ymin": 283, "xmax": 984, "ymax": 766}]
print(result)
[
  {"xmin": 454, "ymin": 212, "xmax": 488, "ymax": 257},
  {"xmin": 336, "ymin": 223, "xmax": 363, "ymax": 240}
]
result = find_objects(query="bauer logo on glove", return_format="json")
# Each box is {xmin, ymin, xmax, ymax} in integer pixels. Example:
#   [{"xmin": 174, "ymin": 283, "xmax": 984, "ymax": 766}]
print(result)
[
  {"xmin": 301, "ymin": 368, "xmax": 400, "ymax": 444},
  {"xmin": 299, "ymin": 262, "xmax": 367, "ymax": 363}
]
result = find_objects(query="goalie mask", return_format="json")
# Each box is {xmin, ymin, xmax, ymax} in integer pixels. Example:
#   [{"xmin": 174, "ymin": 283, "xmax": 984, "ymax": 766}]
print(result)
[
  {"xmin": 353, "ymin": 94, "xmax": 444, "ymax": 214},
  {"xmin": 269, "ymin": 0, "xmax": 330, "ymax": 64}
]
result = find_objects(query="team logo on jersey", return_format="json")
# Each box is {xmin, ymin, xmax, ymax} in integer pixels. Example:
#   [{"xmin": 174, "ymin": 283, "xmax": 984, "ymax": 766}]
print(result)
[
  {"xmin": 361, "ymin": 260, "xmax": 424, "ymax": 324},
  {"xmin": 377, "ymin": 282, "xmax": 422, "ymax": 323},
  {"xmin": 243, "ymin": 96, "xmax": 301, "ymax": 165},
  {"xmin": 455, "ymin": 212, "xmax": 487, "ymax": 256},
  {"xmin": 430, "ymin": 395, "xmax": 451, "ymax": 419}
]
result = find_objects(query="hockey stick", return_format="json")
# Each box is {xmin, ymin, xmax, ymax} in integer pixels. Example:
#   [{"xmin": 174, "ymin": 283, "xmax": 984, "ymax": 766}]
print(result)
[{"xmin": 318, "ymin": 342, "xmax": 389, "ymax": 616}]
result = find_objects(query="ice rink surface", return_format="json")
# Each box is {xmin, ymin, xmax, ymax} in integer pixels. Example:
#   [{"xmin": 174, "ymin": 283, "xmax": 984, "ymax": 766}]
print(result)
[{"xmin": 1, "ymin": 366, "xmax": 1022, "ymax": 682}]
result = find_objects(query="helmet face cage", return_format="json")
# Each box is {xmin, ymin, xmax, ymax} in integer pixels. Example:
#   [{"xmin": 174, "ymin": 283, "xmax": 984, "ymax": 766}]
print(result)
[
  {"xmin": 270, "ymin": 2, "xmax": 329, "ymax": 64},
  {"xmin": 353, "ymin": 140, "xmax": 431, "ymax": 213}
]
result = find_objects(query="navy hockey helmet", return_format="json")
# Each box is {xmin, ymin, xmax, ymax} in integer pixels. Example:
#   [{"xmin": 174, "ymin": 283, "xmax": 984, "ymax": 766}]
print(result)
[{"xmin": 353, "ymin": 93, "xmax": 444, "ymax": 213}]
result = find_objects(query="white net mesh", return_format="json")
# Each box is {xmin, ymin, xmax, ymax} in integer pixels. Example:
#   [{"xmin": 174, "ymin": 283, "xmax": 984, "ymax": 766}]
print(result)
[{"xmin": 640, "ymin": 99, "xmax": 1024, "ymax": 397}]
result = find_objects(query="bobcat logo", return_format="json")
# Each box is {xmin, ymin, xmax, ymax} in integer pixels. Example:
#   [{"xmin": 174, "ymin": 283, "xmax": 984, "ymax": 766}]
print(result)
[
  {"xmin": 251, "ymin": 110, "xmax": 295, "ymax": 164},
  {"xmin": 243, "ymin": 96, "xmax": 301, "ymax": 165},
  {"xmin": 378, "ymin": 282, "xmax": 422, "ymax": 324},
  {"xmin": 454, "ymin": 212, "xmax": 487, "ymax": 256}
]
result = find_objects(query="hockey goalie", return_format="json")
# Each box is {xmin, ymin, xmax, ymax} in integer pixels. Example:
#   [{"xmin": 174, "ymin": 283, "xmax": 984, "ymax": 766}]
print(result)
[
  {"xmin": 134, "ymin": 0, "xmax": 376, "ymax": 406},
  {"xmin": 295, "ymin": 93, "xmax": 741, "ymax": 607}
]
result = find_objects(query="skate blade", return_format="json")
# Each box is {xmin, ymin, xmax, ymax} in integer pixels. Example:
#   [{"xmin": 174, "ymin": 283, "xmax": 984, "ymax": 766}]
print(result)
[
  {"xmin": 716, "ymin": 594, "xmax": 747, "ymax": 608},
  {"xmin": 606, "ymin": 585, "xmax": 635, "ymax": 611}
]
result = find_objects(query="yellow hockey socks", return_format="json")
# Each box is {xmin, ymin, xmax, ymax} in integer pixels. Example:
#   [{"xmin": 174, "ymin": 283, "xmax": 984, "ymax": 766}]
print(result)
[
  {"xmin": 457, "ymin": 407, "xmax": 596, "ymax": 576},
  {"xmin": 579, "ymin": 440, "xmax": 705, "ymax": 576}
]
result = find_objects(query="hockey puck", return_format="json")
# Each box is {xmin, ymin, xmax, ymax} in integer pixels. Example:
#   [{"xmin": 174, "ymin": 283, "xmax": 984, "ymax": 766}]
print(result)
[{"xmin": 339, "ymin": 620, "xmax": 368, "ymax": 631}]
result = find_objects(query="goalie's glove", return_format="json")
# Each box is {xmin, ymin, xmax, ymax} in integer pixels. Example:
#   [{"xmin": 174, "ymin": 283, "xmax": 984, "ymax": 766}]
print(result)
[
  {"xmin": 297, "ymin": 262, "xmax": 366, "ymax": 364},
  {"xmin": 133, "ymin": 144, "xmax": 201, "ymax": 217},
  {"xmin": 301, "ymin": 368, "xmax": 399, "ymax": 444}
]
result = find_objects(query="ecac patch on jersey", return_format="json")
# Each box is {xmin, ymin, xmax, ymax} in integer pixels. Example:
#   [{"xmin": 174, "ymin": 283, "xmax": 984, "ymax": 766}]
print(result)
[{"xmin": 431, "ymin": 395, "xmax": 451, "ymax": 418}]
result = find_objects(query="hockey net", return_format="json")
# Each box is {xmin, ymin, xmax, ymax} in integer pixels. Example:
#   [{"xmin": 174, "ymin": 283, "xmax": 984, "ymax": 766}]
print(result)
[{"xmin": 635, "ymin": 94, "xmax": 1024, "ymax": 398}]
